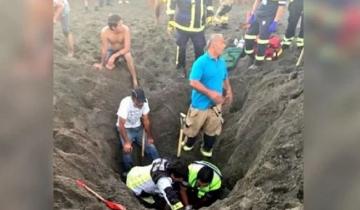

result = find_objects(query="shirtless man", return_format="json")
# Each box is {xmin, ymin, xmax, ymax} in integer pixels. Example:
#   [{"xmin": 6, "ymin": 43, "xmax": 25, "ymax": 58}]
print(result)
[{"xmin": 93, "ymin": 14, "xmax": 138, "ymax": 87}]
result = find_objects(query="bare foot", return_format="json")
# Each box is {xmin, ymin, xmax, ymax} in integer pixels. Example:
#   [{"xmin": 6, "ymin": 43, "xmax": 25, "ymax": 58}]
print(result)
[
  {"xmin": 105, "ymin": 63, "xmax": 116, "ymax": 70},
  {"xmin": 93, "ymin": 63, "xmax": 103, "ymax": 70},
  {"xmin": 67, "ymin": 52, "xmax": 74, "ymax": 57}
]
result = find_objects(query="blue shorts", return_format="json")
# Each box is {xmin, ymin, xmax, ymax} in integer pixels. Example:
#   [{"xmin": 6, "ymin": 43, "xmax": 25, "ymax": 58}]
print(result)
[{"xmin": 61, "ymin": 13, "xmax": 71, "ymax": 34}]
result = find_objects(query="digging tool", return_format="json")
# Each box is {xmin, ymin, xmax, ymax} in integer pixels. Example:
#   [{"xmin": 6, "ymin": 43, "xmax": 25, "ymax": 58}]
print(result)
[
  {"xmin": 177, "ymin": 113, "xmax": 188, "ymax": 157},
  {"xmin": 76, "ymin": 179, "xmax": 126, "ymax": 210},
  {"xmin": 296, "ymin": 47, "xmax": 304, "ymax": 66},
  {"xmin": 141, "ymin": 128, "xmax": 146, "ymax": 158}
]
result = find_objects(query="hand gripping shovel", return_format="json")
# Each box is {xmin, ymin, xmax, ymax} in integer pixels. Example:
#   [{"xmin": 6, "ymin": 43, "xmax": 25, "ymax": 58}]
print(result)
[
  {"xmin": 177, "ymin": 113, "xmax": 188, "ymax": 157},
  {"xmin": 76, "ymin": 179, "xmax": 126, "ymax": 210}
]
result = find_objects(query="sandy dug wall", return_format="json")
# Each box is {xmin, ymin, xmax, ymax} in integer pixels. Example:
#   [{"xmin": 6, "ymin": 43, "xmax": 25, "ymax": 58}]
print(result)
[{"xmin": 205, "ymin": 54, "xmax": 304, "ymax": 209}]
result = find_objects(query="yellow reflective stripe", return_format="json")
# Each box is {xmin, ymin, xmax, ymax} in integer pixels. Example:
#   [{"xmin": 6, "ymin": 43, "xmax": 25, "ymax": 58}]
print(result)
[
  {"xmin": 141, "ymin": 196, "xmax": 155, "ymax": 204},
  {"xmin": 209, "ymin": 174, "xmax": 222, "ymax": 191},
  {"xmin": 176, "ymin": 46, "xmax": 179, "ymax": 65},
  {"xmin": 166, "ymin": 0, "xmax": 175, "ymax": 15},
  {"xmin": 255, "ymin": 55, "xmax": 265, "ymax": 61},
  {"xmin": 171, "ymin": 201, "xmax": 184, "ymax": 210},
  {"xmin": 173, "ymin": 22, "xmax": 205, "ymax": 32},
  {"xmin": 190, "ymin": 0, "xmax": 196, "ymax": 28},
  {"xmin": 244, "ymin": 48, "xmax": 254, "ymax": 54},
  {"xmin": 266, "ymin": 57, "xmax": 272, "ymax": 60},
  {"xmin": 257, "ymin": 39, "xmax": 269, "ymax": 44},
  {"xmin": 296, "ymin": 38, "xmax": 304, "ymax": 47},
  {"xmin": 245, "ymin": 34, "xmax": 257, "ymax": 39},
  {"xmin": 283, "ymin": 36, "xmax": 294, "ymax": 42}
]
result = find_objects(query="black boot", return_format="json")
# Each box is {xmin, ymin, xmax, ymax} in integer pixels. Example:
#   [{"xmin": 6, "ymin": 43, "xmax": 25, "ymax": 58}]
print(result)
[{"xmin": 201, "ymin": 134, "xmax": 216, "ymax": 157}]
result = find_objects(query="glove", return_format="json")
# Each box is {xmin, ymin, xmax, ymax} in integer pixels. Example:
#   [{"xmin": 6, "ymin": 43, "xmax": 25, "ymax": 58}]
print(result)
[
  {"xmin": 206, "ymin": 16, "xmax": 214, "ymax": 25},
  {"xmin": 167, "ymin": 21, "xmax": 176, "ymax": 33},
  {"xmin": 268, "ymin": 20, "xmax": 278, "ymax": 33},
  {"xmin": 185, "ymin": 205, "xmax": 193, "ymax": 210},
  {"xmin": 248, "ymin": 13, "xmax": 256, "ymax": 25}
]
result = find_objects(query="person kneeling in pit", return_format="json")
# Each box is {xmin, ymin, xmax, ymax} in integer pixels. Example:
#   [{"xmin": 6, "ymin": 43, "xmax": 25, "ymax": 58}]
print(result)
[
  {"xmin": 178, "ymin": 161, "xmax": 223, "ymax": 210},
  {"xmin": 126, "ymin": 158, "xmax": 187, "ymax": 210}
]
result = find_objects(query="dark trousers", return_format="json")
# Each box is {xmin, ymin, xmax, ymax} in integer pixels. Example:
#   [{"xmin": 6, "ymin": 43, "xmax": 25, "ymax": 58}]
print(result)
[
  {"xmin": 285, "ymin": 0, "xmax": 304, "ymax": 39},
  {"xmin": 244, "ymin": 16, "xmax": 273, "ymax": 61},
  {"xmin": 186, "ymin": 187, "xmax": 222, "ymax": 209},
  {"xmin": 175, "ymin": 29, "xmax": 206, "ymax": 69}
]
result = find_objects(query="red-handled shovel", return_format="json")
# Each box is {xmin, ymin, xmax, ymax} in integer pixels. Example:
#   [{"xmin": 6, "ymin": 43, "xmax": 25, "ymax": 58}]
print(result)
[{"xmin": 76, "ymin": 179, "xmax": 126, "ymax": 210}]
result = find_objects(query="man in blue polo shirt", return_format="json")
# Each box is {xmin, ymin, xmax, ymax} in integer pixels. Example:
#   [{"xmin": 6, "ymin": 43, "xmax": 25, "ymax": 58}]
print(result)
[{"xmin": 182, "ymin": 33, "xmax": 233, "ymax": 158}]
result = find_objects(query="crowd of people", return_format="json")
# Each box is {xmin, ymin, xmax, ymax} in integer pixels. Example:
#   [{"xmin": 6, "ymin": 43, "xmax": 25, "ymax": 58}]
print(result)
[{"xmin": 54, "ymin": 0, "xmax": 303, "ymax": 209}]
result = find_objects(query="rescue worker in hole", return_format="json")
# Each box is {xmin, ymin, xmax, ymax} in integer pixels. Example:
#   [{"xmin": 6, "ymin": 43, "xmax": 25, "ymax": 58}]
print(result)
[
  {"xmin": 177, "ymin": 161, "xmax": 223, "ymax": 210},
  {"xmin": 166, "ymin": 0, "xmax": 215, "ymax": 77},
  {"xmin": 126, "ymin": 158, "xmax": 187, "ymax": 210}
]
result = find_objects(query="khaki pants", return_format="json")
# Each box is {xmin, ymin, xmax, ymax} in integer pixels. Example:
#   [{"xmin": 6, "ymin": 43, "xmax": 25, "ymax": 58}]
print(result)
[{"xmin": 183, "ymin": 105, "xmax": 223, "ymax": 137}]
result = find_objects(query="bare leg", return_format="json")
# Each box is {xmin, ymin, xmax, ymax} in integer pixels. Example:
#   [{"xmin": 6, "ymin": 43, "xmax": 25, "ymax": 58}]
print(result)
[
  {"xmin": 154, "ymin": 0, "xmax": 162, "ymax": 24},
  {"xmin": 84, "ymin": 0, "xmax": 89, "ymax": 9},
  {"xmin": 123, "ymin": 52, "xmax": 138, "ymax": 88},
  {"xmin": 65, "ymin": 32, "xmax": 75, "ymax": 57}
]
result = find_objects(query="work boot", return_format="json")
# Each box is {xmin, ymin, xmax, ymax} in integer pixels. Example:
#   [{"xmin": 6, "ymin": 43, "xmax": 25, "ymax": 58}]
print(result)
[
  {"xmin": 121, "ymin": 171, "xmax": 128, "ymax": 182},
  {"xmin": 200, "ymin": 146, "xmax": 213, "ymax": 158},
  {"xmin": 282, "ymin": 44, "xmax": 290, "ymax": 50},
  {"xmin": 183, "ymin": 137, "xmax": 196, "ymax": 151}
]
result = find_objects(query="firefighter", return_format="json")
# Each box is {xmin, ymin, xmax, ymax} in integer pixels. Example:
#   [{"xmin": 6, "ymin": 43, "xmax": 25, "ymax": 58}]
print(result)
[
  {"xmin": 244, "ymin": 0, "xmax": 287, "ymax": 70},
  {"xmin": 179, "ymin": 161, "xmax": 222, "ymax": 209},
  {"xmin": 166, "ymin": 0, "xmax": 214, "ymax": 77},
  {"xmin": 282, "ymin": 0, "xmax": 304, "ymax": 49},
  {"xmin": 214, "ymin": 0, "xmax": 234, "ymax": 29}
]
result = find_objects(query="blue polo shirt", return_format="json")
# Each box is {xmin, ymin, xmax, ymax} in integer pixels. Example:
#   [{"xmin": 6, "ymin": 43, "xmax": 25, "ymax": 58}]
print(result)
[{"xmin": 189, "ymin": 52, "xmax": 228, "ymax": 110}]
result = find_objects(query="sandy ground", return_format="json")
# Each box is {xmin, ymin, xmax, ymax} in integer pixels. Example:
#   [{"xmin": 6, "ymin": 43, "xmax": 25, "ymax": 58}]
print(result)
[{"xmin": 54, "ymin": 0, "xmax": 304, "ymax": 209}]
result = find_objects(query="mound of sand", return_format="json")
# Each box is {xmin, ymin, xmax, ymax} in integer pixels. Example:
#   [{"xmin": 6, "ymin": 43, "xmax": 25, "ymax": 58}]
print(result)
[{"xmin": 54, "ymin": 0, "xmax": 303, "ymax": 209}]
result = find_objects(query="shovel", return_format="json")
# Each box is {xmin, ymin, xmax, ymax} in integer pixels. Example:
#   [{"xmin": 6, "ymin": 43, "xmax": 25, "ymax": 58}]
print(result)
[
  {"xmin": 76, "ymin": 179, "xmax": 126, "ymax": 210},
  {"xmin": 177, "ymin": 113, "xmax": 188, "ymax": 157},
  {"xmin": 296, "ymin": 47, "xmax": 304, "ymax": 66}
]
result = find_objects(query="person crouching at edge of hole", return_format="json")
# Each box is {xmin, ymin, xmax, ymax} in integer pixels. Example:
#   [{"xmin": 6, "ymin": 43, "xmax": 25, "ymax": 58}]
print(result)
[{"xmin": 93, "ymin": 14, "xmax": 139, "ymax": 87}]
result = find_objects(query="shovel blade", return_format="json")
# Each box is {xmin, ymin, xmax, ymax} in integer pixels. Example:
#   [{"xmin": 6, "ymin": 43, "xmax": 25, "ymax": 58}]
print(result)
[{"xmin": 106, "ymin": 201, "xmax": 126, "ymax": 210}]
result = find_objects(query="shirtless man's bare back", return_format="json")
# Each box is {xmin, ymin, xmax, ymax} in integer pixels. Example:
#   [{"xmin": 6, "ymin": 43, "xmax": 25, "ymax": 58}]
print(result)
[{"xmin": 93, "ymin": 14, "xmax": 138, "ymax": 87}]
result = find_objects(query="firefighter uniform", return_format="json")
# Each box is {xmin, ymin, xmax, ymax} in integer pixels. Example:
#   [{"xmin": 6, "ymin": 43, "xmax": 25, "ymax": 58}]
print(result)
[
  {"xmin": 282, "ymin": 0, "xmax": 304, "ymax": 48},
  {"xmin": 214, "ymin": 0, "xmax": 233, "ymax": 28},
  {"xmin": 166, "ymin": 0, "xmax": 214, "ymax": 70},
  {"xmin": 126, "ymin": 158, "xmax": 184, "ymax": 210},
  {"xmin": 244, "ymin": 0, "xmax": 287, "ymax": 67}
]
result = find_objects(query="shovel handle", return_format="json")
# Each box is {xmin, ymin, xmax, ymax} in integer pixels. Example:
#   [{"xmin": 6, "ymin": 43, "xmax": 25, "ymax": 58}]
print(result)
[{"xmin": 76, "ymin": 179, "xmax": 106, "ymax": 202}]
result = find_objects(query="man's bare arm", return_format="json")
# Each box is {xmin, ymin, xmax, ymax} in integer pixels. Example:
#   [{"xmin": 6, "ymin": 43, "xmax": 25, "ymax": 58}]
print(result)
[
  {"xmin": 100, "ymin": 29, "xmax": 109, "ymax": 66},
  {"xmin": 142, "ymin": 114, "xmax": 154, "ymax": 140},
  {"xmin": 53, "ymin": 2, "xmax": 64, "ymax": 22},
  {"xmin": 274, "ymin": 5, "xmax": 286, "ymax": 22},
  {"xmin": 223, "ymin": 78, "xmax": 233, "ymax": 105},
  {"xmin": 250, "ymin": 0, "xmax": 260, "ymax": 14},
  {"xmin": 118, "ymin": 117, "xmax": 131, "ymax": 144}
]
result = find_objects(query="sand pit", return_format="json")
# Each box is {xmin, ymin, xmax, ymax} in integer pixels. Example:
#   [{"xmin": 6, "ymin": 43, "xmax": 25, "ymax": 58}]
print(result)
[{"xmin": 54, "ymin": 0, "xmax": 303, "ymax": 209}]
